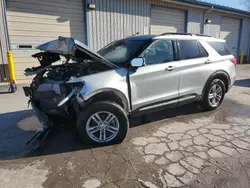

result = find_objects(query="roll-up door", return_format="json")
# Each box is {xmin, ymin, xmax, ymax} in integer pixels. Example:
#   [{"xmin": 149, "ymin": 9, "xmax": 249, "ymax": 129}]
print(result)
[
  {"xmin": 220, "ymin": 17, "xmax": 240, "ymax": 57},
  {"xmin": 6, "ymin": 0, "xmax": 85, "ymax": 82},
  {"xmin": 151, "ymin": 6, "xmax": 185, "ymax": 35}
]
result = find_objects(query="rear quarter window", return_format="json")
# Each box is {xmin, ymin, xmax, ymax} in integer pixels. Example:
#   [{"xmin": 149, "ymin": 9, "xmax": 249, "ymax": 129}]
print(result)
[
  {"xmin": 178, "ymin": 40, "xmax": 208, "ymax": 60},
  {"xmin": 207, "ymin": 41, "xmax": 232, "ymax": 56}
]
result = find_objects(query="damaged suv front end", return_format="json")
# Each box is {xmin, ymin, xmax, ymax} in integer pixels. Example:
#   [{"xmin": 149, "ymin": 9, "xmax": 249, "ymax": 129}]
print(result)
[{"xmin": 23, "ymin": 37, "xmax": 120, "ymax": 147}]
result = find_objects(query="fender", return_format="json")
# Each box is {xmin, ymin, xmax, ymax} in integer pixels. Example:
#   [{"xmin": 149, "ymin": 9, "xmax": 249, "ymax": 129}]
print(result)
[
  {"xmin": 202, "ymin": 70, "xmax": 231, "ymax": 96},
  {"xmin": 79, "ymin": 88, "xmax": 130, "ymax": 113}
]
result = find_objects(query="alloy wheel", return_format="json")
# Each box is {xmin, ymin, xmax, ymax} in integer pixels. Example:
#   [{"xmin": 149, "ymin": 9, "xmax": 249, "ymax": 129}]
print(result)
[
  {"xmin": 86, "ymin": 111, "xmax": 120, "ymax": 143},
  {"xmin": 208, "ymin": 83, "xmax": 223, "ymax": 107}
]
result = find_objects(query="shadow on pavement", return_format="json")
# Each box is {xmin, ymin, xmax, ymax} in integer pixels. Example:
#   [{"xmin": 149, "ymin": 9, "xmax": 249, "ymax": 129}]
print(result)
[
  {"xmin": 0, "ymin": 103, "xmax": 204, "ymax": 160},
  {"xmin": 0, "ymin": 110, "xmax": 36, "ymax": 160},
  {"xmin": 234, "ymin": 79, "xmax": 250, "ymax": 88}
]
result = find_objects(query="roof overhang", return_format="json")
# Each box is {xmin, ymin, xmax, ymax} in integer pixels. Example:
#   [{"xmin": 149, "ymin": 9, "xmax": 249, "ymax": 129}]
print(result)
[{"xmin": 162, "ymin": 0, "xmax": 250, "ymax": 18}]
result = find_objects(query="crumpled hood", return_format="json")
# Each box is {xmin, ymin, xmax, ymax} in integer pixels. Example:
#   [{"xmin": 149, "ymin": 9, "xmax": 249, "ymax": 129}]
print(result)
[
  {"xmin": 37, "ymin": 37, "xmax": 75, "ymax": 55},
  {"xmin": 36, "ymin": 36, "xmax": 118, "ymax": 68}
]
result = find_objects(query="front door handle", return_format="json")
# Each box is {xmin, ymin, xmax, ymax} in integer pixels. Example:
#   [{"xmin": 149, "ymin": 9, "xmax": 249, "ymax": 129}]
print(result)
[
  {"xmin": 205, "ymin": 60, "xmax": 212, "ymax": 64},
  {"xmin": 165, "ymin": 66, "xmax": 176, "ymax": 71}
]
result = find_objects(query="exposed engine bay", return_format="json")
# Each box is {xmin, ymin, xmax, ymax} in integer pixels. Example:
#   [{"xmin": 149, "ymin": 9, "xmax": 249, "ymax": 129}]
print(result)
[
  {"xmin": 25, "ymin": 50, "xmax": 111, "ymax": 119},
  {"xmin": 23, "ymin": 37, "xmax": 116, "ymax": 149}
]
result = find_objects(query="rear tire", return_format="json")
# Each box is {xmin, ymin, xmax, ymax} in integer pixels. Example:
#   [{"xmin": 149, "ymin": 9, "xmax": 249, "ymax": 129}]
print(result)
[
  {"xmin": 76, "ymin": 101, "xmax": 129, "ymax": 145},
  {"xmin": 201, "ymin": 79, "xmax": 225, "ymax": 111}
]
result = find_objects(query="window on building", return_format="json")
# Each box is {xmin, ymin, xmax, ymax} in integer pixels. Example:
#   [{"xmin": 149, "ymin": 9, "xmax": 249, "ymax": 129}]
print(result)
[
  {"xmin": 207, "ymin": 41, "xmax": 232, "ymax": 56},
  {"xmin": 141, "ymin": 40, "xmax": 174, "ymax": 65},
  {"xmin": 178, "ymin": 40, "xmax": 208, "ymax": 60}
]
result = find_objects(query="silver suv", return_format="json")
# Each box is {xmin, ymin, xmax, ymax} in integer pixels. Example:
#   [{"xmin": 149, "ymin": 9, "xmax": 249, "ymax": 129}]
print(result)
[{"xmin": 23, "ymin": 34, "xmax": 236, "ymax": 145}]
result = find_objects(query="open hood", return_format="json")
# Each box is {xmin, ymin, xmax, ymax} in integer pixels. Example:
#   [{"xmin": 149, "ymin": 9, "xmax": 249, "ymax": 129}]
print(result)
[{"xmin": 36, "ymin": 36, "xmax": 118, "ymax": 68}]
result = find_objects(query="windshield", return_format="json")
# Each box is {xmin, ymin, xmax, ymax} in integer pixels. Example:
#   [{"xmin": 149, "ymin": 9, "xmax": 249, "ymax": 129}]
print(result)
[{"xmin": 97, "ymin": 39, "xmax": 149, "ymax": 65}]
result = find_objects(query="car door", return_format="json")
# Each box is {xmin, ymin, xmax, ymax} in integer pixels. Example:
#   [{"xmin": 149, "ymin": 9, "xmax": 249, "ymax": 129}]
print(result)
[
  {"xmin": 177, "ymin": 40, "xmax": 213, "ymax": 98},
  {"xmin": 129, "ymin": 39, "xmax": 180, "ymax": 111}
]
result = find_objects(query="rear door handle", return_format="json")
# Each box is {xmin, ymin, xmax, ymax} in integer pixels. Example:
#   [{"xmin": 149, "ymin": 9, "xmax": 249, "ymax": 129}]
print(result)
[
  {"xmin": 205, "ymin": 60, "xmax": 212, "ymax": 64},
  {"xmin": 165, "ymin": 66, "xmax": 176, "ymax": 71}
]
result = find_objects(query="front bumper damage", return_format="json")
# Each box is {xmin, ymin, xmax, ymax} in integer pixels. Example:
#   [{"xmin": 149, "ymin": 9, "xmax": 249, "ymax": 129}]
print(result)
[
  {"xmin": 26, "ymin": 100, "xmax": 52, "ymax": 150},
  {"xmin": 22, "ymin": 37, "xmax": 116, "ymax": 149},
  {"xmin": 23, "ymin": 85, "xmax": 82, "ymax": 150},
  {"xmin": 23, "ymin": 86, "xmax": 52, "ymax": 150}
]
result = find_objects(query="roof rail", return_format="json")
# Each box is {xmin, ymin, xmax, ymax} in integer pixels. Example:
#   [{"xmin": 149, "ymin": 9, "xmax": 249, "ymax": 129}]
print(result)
[
  {"xmin": 159, "ymin": 32, "xmax": 212, "ymax": 37},
  {"xmin": 159, "ymin": 33, "xmax": 192, "ymax": 36},
  {"xmin": 194, "ymin": 33, "xmax": 212, "ymax": 37}
]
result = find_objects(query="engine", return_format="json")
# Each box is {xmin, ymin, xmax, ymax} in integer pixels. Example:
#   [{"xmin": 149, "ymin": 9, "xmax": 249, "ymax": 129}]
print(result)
[
  {"xmin": 25, "ymin": 51, "xmax": 112, "ymax": 121},
  {"xmin": 28, "ymin": 63, "xmax": 86, "ymax": 118}
]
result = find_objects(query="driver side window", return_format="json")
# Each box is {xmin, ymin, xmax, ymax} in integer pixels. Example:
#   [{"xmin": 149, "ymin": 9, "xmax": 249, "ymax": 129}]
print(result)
[{"xmin": 141, "ymin": 40, "xmax": 174, "ymax": 65}]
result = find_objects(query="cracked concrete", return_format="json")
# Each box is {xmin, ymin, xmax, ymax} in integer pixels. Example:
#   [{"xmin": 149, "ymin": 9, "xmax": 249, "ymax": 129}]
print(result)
[
  {"xmin": 0, "ymin": 65, "xmax": 250, "ymax": 188},
  {"xmin": 129, "ymin": 114, "xmax": 250, "ymax": 187}
]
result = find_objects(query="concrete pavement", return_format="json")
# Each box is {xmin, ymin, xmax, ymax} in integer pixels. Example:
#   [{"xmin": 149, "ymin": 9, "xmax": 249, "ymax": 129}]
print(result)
[{"xmin": 0, "ymin": 65, "xmax": 250, "ymax": 188}]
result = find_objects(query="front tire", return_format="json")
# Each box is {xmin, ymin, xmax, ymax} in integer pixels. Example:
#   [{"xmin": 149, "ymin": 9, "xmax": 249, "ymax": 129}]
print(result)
[
  {"xmin": 201, "ymin": 79, "xmax": 225, "ymax": 111},
  {"xmin": 76, "ymin": 101, "xmax": 129, "ymax": 145}
]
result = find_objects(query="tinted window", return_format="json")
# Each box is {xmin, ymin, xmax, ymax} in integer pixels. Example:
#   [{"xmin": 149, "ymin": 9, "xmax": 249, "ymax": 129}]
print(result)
[
  {"xmin": 207, "ymin": 41, "xmax": 231, "ymax": 56},
  {"xmin": 179, "ymin": 40, "xmax": 208, "ymax": 60},
  {"xmin": 141, "ymin": 40, "xmax": 174, "ymax": 65},
  {"xmin": 97, "ymin": 40, "xmax": 149, "ymax": 65}
]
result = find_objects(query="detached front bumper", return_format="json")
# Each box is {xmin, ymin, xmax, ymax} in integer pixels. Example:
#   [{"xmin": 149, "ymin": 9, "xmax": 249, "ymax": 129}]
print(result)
[
  {"xmin": 23, "ymin": 86, "xmax": 49, "ymax": 131},
  {"xmin": 30, "ymin": 101, "xmax": 49, "ymax": 130}
]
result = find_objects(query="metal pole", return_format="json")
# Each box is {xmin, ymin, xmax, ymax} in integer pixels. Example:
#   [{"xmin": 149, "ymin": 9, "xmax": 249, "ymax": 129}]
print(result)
[{"xmin": 7, "ymin": 51, "xmax": 17, "ymax": 93}]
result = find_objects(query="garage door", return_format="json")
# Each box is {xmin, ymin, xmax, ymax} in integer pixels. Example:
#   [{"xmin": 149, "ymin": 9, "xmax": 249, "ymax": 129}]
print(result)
[
  {"xmin": 220, "ymin": 17, "xmax": 240, "ymax": 57},
  {"xmin": 6, "ymin": 0, "xmax": 85, "ymax": 82},
  {"xmin": 151, "ymin": 6, "xmax": 185, "ymax": 35}
]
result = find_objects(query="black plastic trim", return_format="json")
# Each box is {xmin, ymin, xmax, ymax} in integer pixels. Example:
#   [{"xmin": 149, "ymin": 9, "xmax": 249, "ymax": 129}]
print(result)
[
  {"xmin": 131, "ymin": 94, "xmax": 201, "ymax": 116},
  {"xmin": 202, "ymin": 71, "xmax": 231, "ymax": 96}
]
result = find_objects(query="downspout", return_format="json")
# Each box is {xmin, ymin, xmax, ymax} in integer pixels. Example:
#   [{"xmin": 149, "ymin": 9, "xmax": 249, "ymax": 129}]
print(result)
[
  {"xmin": 202, "ymin": 6, "xmax": 214, "ymax": 34},
  {"xmin": 247, "ymin": 31, "xmax": 250, "ymax": 63},
  {"xmin": 3, "ymin": 0, "xmax": 10, "ymax": 50},
  {"xmin": 83, "ymin": 0, "xmax": 88, "ymax": 46}
]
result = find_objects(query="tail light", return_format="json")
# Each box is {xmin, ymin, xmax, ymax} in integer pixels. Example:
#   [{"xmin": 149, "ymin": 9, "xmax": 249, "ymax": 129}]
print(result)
[{"xmin": 230, "ymin": 58, "xmax": 237, "ymax": 67}]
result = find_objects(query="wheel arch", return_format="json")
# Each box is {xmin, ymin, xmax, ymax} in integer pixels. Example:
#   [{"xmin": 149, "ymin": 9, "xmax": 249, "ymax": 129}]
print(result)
[
  {"xmin": 202, "ymin": 71, "xmax": 231, "ymax": 96},
  {"xmin": 81, "ymin": 88, "xmax": 130, "ymax": 114}
]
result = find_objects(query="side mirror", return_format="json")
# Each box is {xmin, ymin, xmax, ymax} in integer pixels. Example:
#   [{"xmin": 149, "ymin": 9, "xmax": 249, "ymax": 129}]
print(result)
[{"xmin": 131, "ymin": 58, "xmax": 144, "ymax": 68}]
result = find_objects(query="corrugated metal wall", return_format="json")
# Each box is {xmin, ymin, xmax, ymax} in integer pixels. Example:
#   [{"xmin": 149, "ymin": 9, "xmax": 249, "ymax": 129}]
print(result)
[
  {"xmin": 87, "ymin": 0, "xmax": 204, "ymax": 51},
  {"xmin": 87, "ymin": 0, "xmax": 149, "ymax": 51},
  {"xmin": 188, "ymin": 9, "xmax": 204, "ymax": 34},
  {"xmin": 1, "ymin": 0, "xmax": 249, "ymax": 82},
  {"xmin": 203, "ymin": 11, "xmax": 250, "ymax": 58},
  {"xmin": 203, "ymin": 12, "xmax": 221, "ymax": 38},
  {"xmin": 86, "ymin": 0, "xmax": 250, "ymax": 60}
]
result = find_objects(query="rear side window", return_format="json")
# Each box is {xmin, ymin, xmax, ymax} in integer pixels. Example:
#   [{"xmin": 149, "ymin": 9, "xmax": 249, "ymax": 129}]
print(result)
[
  {"xmin": 178, "ymin": 40, "xmax": 208, "ymax": 60},
  {"xmin": 207, "ymin": 41, "xmax": 231, "ymax": 56}
]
